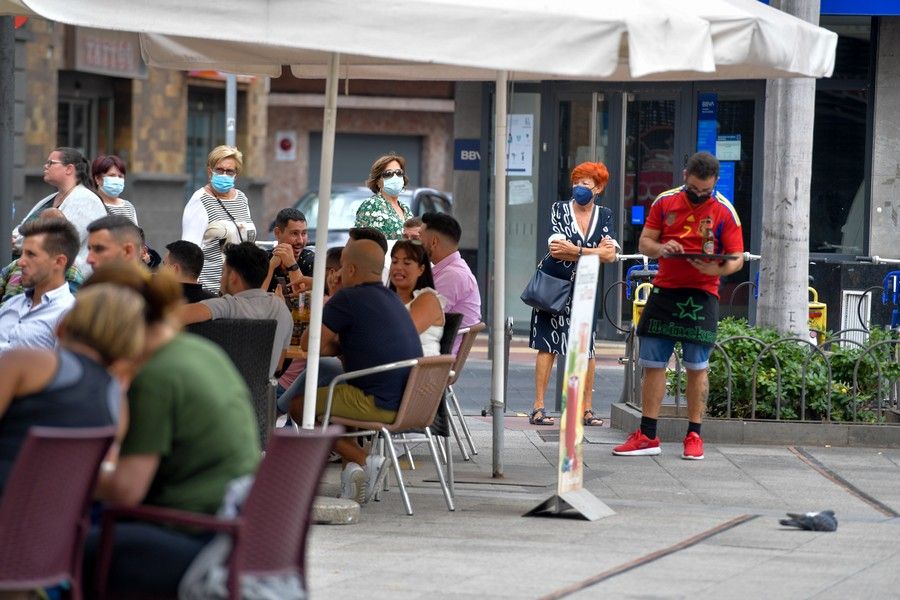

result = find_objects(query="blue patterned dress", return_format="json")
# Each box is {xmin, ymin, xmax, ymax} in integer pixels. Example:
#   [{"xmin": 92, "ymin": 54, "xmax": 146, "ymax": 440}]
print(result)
[{"xmin": 528, "ymin": 200, "xmax": 614, "ymax": 357}]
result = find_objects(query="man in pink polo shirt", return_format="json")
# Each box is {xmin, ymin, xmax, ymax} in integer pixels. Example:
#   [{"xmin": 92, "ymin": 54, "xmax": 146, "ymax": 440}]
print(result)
[{"xmin": 420, "ymin": 213, "xmax": 482, "ymax": 352}]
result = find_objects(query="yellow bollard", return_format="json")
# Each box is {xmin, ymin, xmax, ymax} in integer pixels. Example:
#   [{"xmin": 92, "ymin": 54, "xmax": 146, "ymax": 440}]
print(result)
[
  {"xmin": 808, "ymin": 287, "xmax": 827, "ymax": 345},
  {"xmin": 632, "ymin": 282, "xmax": 654, "ymax": 327}
]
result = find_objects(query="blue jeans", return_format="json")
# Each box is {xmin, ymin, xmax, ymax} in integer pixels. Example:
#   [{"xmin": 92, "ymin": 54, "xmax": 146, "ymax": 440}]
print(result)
[
  {"xmin": 276, "ymin": 357, "xmax": 345, "ymax": 415},
  {"xmin": 638, "ymin": 336, "xmax": 713, "ymax": 370}
]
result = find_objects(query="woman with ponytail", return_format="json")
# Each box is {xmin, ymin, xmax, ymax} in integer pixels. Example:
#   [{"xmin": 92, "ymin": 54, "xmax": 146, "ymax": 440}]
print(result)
[
  {"xmin": 82, "ymin": 261, "xmax": 261, "ymax": 597},
  {"xmin": 11, "ymin": 146, "xmax": 107, "ymax": 274}
]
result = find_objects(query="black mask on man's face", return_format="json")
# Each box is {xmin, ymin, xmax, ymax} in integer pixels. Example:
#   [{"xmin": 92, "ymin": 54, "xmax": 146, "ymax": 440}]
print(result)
[{"xmin": 685, "ymin": 188, "xmax": 711, "ymax": 204}]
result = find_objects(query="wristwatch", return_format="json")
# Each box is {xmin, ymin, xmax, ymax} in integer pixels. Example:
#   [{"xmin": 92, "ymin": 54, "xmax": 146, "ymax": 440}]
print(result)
[
  {"xmin": 286, "ymin": 262, "xmax": 301, "ymax": 272},
  {"xmin": 578, "ymin": 246, "xmax": 584, "ymax": 257}
]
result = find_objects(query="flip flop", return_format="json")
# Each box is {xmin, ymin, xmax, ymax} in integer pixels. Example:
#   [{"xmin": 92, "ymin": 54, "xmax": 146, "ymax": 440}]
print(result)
[
  {"xmin": 583, "ymin": 410, "xmax": 604, "ymax": 427},
  {"xmin": 529, "ymin": 408, "xmax": 555, "ymax": 425}
]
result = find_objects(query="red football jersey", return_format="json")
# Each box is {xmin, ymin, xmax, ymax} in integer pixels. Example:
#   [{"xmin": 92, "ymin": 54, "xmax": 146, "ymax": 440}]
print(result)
[{"xmin": 644, "ymin": 187, "xmax": 743, "ymax": 297}]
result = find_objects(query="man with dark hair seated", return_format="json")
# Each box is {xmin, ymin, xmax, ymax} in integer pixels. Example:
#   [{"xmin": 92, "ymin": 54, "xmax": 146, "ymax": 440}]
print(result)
[
  {"xmin": 264, "ymin": 207, "xmax": 315, "ymax": 297},
  {"xmin": 162, "ymin": 240, "xmax": 216, "ymax": 303},
  {"xmin": 420, "ymin": 212, "xmax": 482, "ymax": 350},
  {"xmin": 0, "ymin": 209, "xmax": 84, "ymax": 305},
  {"xmin": 402, "ymin": 216, "xmax": 423, "ymax": 240},
  {"xmin": 179, "ymin": 241, "xmax": 292, "ymax": 377},
  {"xmin": 0, "ymin": 217, "xmax": 80, "ymax": 352},
  {"xmin": 85, "ymin": 214, "xmax": 144, "ymax": 269}
]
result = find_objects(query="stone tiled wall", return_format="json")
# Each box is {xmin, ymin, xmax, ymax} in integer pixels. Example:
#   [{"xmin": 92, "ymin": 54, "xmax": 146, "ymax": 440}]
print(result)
[
  {"xmin": 130, "ymin": 67, "xmax": 187, "ymax": 174},
  {"xmin": 241, "ymin": 77, "xmax": 269, "ymax": 180},
  {"xmin": 263, "ymin": 106, "xmax": 453, "ymax": 225},
  {"xmin": 23, "ymin": 18, "xmax": 63, "ymax": 167}
]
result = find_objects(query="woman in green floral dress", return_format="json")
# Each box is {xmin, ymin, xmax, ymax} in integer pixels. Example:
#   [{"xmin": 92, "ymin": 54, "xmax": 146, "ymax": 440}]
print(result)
[{"xmin": 354, "ymin": 153, "xmax": 413, "ymax": 239}]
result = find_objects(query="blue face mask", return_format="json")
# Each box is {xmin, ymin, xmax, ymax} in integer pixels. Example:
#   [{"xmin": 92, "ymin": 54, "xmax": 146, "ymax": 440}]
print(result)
[
  {"xmin": 210, "ymin": 173, "xmax": 235, "ymax": 194},
  {"xmin": 572, "ymin": 185, "xmax": 594, "ymax": 205},
  {"xmin": 382, "ymin": 175, "xmax": 404, "ymax": 197},
  {"xmin": 101, "ymin": 176, "xmax": 125, "ymax": 198}
]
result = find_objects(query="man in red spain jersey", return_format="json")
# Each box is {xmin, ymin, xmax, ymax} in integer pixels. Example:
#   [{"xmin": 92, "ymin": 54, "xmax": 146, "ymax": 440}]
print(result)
[{"xmin": 614, "ymin": 152, "xmax": 744, "ymax": 460}]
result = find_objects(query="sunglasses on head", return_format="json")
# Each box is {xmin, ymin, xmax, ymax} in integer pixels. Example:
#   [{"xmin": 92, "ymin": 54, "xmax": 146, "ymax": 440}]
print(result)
[{"xmin": 381, "ymin": 169, "xmax": 404, "ymax": 179}]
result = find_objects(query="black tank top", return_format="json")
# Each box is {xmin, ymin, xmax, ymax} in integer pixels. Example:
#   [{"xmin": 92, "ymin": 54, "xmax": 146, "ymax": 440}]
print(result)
[{"xmin": 0, "ymin": 348, "xmax": 116, "ymax": 492}]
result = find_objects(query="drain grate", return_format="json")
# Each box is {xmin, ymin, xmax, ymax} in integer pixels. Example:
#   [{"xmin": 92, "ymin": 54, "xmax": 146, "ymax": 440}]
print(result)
[{"xmin": 537, "ymin": 431, "xmax": 560, "ymax": 443}]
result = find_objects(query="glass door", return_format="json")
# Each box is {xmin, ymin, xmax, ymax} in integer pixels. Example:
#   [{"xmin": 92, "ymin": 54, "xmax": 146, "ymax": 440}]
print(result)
[
  {"xmin": 693, "ymin": 86, "xmax": 762, "ymax": 319},
  {"xmin": 622, "ymin": 95, "xmax": 679, "ymax": 255},
  {"xmin": 504, "ymin": 91, "xmax": 542, "ymax": 331},
  {"xmin": 557, "ymin": 93, "xmax": 609, "ymax": 201}
]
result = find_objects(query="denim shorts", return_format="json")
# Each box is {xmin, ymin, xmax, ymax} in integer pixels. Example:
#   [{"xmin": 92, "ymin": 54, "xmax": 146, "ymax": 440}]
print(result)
[{"xmin": 638, "ymin": 335, "xmax": 712, "ymax": 370}]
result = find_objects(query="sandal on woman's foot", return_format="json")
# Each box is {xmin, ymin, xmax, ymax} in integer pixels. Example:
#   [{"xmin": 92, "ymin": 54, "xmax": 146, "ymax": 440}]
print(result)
[
  {"xmin": 529, "ymin": 408, "xmax": 555, "ymax": 426},
  {"xmin": 583, "ymin": 410, "xmax": 604, "ymax": 427}
]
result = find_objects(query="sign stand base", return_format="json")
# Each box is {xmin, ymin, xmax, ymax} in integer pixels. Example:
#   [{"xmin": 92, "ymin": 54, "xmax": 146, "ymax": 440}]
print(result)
[{"xmin": 523, "ymin": 488, "xmax": 615, "ymax": 521}]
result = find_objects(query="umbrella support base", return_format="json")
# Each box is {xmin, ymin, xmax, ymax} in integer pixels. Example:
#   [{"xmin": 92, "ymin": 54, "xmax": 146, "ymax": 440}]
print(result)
[{"xmin": 523, "ymin": 488, "xmax": 615, "ymax": 521}]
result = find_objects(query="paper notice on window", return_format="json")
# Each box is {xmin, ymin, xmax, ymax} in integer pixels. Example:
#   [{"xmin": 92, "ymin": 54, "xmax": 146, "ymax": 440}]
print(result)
[
  {"xmin": 716, "ymin": 134, "xmax": 741, "ymax": 161},
  {"xmin": 506, "ymin": 114, "xmax": 534, "ymax": 176},
  {"xmin": 508, "ymin": 179, "xmax": 534, "ymax": 205}
]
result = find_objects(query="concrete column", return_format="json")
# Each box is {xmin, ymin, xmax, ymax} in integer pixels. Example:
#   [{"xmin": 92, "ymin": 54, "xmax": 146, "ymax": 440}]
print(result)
[
  {"xmin": 869, "ymin": 17, "xmax": 900, "ymax": 259},
  {"xmin": 451, "ymin": 82, "xmax": 482, "ymax": 251}
]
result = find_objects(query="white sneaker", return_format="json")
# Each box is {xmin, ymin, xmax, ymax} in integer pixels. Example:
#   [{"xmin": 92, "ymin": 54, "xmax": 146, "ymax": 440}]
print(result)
[
  {"xmin": 339, "ymin": 462, "xmax": 365, "ymax": 504},
  {"xmin": 364, "ymin": 454, "xmax": 388, "ymax": 503}
]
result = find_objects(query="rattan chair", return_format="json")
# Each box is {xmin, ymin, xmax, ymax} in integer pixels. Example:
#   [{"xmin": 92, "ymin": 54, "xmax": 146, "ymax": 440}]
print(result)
[
  {"xmin": 320, "ymin": 355, "xmax": 455, "ymax": 516},
  {"xmin": 446, "ymin": 322, "xmax": 486, "ymax": 457},
  {"xmin": 96, "ymin": 427, "xmax": 342, "ymax": 600},
  {"xmin": 187, "ymin": 319, "xmax": 278, "ymax": 447},
  {"xmin": 0, "ymin": 426, "xmax": 115, "ymax": 599}
]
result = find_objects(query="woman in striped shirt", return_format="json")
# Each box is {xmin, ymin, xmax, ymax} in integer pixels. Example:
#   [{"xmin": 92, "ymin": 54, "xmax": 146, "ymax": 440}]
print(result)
[
  {"xmin": 181, "ymin": 146, "xmax": 256, "ymax": 293},
  {"xmin": 92, "ymin": 154, "xmax": 138, "ymax": 224}
]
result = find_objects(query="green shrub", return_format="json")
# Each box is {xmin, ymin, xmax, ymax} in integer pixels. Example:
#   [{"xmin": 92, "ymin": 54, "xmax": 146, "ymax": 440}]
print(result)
[{"xmin": 666, "ymin": 317, "xmax": 899, "ymax": 423}]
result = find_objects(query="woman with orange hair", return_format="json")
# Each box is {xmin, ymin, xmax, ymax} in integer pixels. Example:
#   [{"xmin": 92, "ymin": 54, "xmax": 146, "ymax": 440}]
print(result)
[{"xmin": 527, "ymin": 162, "xmax": 617, "ymax": 426}]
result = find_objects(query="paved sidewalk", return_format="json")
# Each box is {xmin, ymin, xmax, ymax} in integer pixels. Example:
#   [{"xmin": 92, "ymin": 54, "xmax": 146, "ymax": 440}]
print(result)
[{"xmin": 307, "ymin": 417, "xmax": 900, "ymax": 599}]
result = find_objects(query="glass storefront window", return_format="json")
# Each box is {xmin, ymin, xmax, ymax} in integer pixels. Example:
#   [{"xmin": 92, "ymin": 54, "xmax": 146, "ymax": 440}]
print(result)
[
  {"xmin": 624, "ymin": 98, "xmax": 676, "ymax": 253},
  {"xmin": 810, "ymin": 17, "xmax": 872, "ymax": 255}
]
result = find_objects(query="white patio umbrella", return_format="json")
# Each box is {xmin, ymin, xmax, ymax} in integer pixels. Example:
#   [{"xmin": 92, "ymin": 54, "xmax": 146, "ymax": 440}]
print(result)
[{"xmin": 8, "ymin": 0, "xmax": 837, "ymax": 474}]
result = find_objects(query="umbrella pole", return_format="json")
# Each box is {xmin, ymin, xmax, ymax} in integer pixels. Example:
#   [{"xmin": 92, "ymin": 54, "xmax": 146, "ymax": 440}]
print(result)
[
  {"xmin": 491, "ymin": 70, "xmax": 508, "ymax": 478},
  {"xmin": 302, "ymin": 52, "xmax": 340, "ymax": 430}
]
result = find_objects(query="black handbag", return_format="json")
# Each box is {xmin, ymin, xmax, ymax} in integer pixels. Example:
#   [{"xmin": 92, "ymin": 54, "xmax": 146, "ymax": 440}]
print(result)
[{"xmin": 520, "ymin": 253, "xmax": 574, "ymax": 315}]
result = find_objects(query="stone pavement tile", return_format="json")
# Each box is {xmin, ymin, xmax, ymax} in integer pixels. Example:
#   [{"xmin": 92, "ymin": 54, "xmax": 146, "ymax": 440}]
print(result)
[
  {"xmin": 307, "ymin": 495, "xmax": 740, "ymax": 598},
  {"xmin": 712, "ymin": 446, "xmax": 885, "ymax": 517},
  {"xmin": 798, "ymin": 446, "xmax": 900, "ymax": 513},
  {"xmin": 562, "ymin": 517, "xmax": 899, "ymax": 600},
  {"xmin": 810, "ymin": 555, "xmax": 900, "ymax": 599},
  {"xmin": 306, "ymin": 423, "xmax": 899, "ymax": 598}
]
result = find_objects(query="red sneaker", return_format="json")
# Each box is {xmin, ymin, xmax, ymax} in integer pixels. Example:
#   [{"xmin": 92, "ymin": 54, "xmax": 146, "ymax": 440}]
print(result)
[
  {"xmin": 612, "ymin": 429, "xmax": 661, "ymax": 456},
  {"xmin": 682, "ymin": 432, "xmax": 704, "ymax": 460}
]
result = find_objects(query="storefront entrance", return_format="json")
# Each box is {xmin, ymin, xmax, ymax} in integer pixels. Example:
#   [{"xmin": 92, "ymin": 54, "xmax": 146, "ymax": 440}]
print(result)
[{"xmin": 493, "ymin": 81, "xmax": 764, "ymax": 340}]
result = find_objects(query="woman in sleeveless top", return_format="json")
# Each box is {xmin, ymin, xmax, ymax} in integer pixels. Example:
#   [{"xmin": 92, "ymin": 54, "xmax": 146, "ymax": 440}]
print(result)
[
  {"xmin": 0, "ymin": 284, "xmax": 146, "ymax": 491},
  {"xmin": 181, "ymin": 145, "xmax": 256, "ymax": 293},
  {"xmin": 389, "ymin": 239, "xmax": 445, "ymax": 356}
]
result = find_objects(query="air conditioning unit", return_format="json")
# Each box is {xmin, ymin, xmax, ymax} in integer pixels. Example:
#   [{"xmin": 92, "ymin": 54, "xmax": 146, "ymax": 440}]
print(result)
[{"xmin": 840, "ymin": 290, "xmax": 871, "ymax": 347}]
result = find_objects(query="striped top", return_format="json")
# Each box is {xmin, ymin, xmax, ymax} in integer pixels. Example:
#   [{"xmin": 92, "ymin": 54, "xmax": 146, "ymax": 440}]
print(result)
[
  {"xmin": 182, "ymin": 187, "xmax": 253, "ymax": 293},
  {"xmin": 103, "ymin": 199, "xmax": 138, "ymax": 224}
]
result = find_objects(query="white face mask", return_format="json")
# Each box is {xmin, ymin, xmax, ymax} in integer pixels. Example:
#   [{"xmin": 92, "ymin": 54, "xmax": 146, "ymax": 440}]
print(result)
[
  {"xmin": 382, "ymin": 175, "xmax": 404, "ymax": 196},
  {"xmin": 101, "ymin": 176, "xmax": 125, "ymax": 197}
]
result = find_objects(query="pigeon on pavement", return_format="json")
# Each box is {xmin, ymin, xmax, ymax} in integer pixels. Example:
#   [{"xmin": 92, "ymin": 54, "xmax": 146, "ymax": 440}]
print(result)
[{"xmin": 779, "ymin": 510, "xmax": 838, "ymax": 532}]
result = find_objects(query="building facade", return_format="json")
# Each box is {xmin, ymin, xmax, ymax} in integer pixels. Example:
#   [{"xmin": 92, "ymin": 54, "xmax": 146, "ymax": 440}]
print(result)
[
  {"xmin": 456, "ymin": 13, "xmax": 900, "ymax": 338},
  {"xmin": 13, "ymin": 18, "xmax": 269, "ymax": 251}
]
